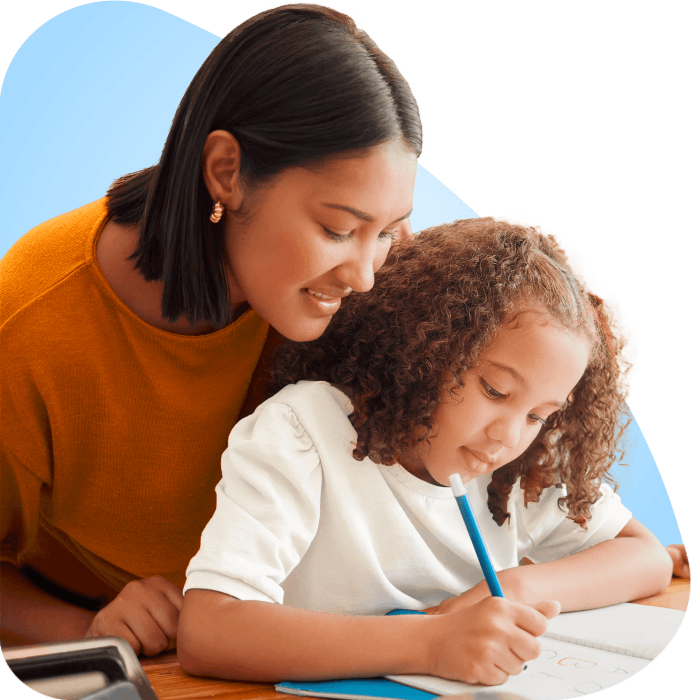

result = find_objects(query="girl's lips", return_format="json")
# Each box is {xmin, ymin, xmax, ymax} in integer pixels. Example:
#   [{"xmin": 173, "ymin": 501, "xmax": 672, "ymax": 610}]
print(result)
[
  {"xmin": 462, "ymin": 447, "xmax": 499, "ymax": 475},
  {"xmin": 467, "ymin": 448, "xmax": 498, "ymax": 464}
]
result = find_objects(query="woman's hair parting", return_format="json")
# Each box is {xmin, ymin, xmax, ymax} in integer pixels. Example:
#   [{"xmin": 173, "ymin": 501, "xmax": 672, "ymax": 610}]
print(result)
[
  {"xmin": 106, "ymin": 4, "xmax": 422, "ymax": 328},
  {"xmin": 269, "ymin": 218, "xmax": 630, "ymax": 528}
]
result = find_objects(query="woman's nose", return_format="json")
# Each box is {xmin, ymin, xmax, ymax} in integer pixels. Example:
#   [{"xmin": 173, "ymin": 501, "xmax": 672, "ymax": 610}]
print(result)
[{"xmin": 336, "ymin": 240, "xmax": 386, "ymax": 293}]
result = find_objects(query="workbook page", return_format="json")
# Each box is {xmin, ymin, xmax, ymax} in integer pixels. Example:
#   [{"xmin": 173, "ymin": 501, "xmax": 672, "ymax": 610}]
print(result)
[
  {"xmin": 387, "ymin": 638, "xmax": 650, "ymax": 700},
  {"xmin": 544, "ymin": 603, "xmax": 684, "ymax": 660}
]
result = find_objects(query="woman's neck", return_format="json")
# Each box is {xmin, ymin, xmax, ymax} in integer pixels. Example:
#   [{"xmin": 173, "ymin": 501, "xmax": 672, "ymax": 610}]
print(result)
[{"xmin": 95, "ymin": 218, "xmax": 234, "ymax": 335}]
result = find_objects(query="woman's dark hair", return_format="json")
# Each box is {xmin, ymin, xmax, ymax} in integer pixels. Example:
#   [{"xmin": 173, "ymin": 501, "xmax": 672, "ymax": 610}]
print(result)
[
  {"xmin": 268, "ymin": 218, "xmax": 631, "ymax": 529},
  {"xmin": 106, "ymin": 4, "xmax": 422, "ymax": 328}
]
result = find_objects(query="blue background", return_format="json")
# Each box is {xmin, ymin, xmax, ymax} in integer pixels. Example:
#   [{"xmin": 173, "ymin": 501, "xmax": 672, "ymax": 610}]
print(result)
[{"xmin": 0, "ymin": 0, "xmax": 681, "ymax": 544}]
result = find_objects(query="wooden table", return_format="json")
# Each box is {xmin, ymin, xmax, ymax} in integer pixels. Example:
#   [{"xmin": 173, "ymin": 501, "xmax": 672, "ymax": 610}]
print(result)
[{"xmin": 140, "ymin": 578, "xmax": 690, "ymax": 700}]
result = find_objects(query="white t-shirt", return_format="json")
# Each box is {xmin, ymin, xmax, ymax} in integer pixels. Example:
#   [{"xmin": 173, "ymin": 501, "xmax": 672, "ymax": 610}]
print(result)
[{"xmin": 185, "ymin": 381, "xmax": 631, "ymax": 614}]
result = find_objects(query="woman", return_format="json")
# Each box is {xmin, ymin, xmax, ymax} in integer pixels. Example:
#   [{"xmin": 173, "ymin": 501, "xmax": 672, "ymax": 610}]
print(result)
[{"xmin": 0, "ymin": 4, "xmax": 420, "ymax": 655}]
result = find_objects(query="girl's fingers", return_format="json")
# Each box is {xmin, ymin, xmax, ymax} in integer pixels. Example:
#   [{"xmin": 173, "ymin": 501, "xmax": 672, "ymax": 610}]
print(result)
[
  {"xmin": 511, "ymin": 600, "xmax": 556, "ymax": 638},
  {"xmin": 510, "ymin": 628, "xmax": 543, "ymax": 665},
  {"xmin": 667, "ymin": 545, "xmax": 690, "ymax": 579},
  {"xmin": 531, "ymin": 599, "xmax": 561, "ymax": 621},
  {"xmin": 478, "ymin": 665, "xmax": 511, "ymax": 687},
  {"xmin": 495, "ymin": 648, "xmax": 530, "ymax": 678}
]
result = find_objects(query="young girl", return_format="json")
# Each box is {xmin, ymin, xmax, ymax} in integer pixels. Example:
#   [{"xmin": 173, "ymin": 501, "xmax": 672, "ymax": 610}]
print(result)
[{"xmin": 178, "ymin": 218, "xmax": 672, "ymax": 685}]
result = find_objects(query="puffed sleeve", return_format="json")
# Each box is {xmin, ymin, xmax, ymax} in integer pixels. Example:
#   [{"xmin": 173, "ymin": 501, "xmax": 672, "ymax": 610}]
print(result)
[
  {"xmin": 184, "ymin": 399, "xmax": 323, "ymax": 604},
  {"xmin": 516, "ymin": 482, "xmax": 632, "ymax": 565}
]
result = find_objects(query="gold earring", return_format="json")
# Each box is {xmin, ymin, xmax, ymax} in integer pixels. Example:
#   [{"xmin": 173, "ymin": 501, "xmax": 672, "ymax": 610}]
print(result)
[{"xmin": 210, "ymin": 200, "xmax": 224, "ymax": 223}]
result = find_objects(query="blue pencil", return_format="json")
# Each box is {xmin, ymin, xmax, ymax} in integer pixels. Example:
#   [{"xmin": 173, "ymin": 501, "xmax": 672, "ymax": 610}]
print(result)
[
  {"xmin": 449, "ymin": 473, "xmax": 504, "ymax": 597},
  {"xmin": 450, "ymin": 474, "xmax": 529, "ymax": 670}
]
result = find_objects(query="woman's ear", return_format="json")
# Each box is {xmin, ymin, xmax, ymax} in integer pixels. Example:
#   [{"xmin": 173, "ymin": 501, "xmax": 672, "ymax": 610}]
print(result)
[{"xmin": 202, "ymin": 130, "xmax": 245, "ymax": 212}]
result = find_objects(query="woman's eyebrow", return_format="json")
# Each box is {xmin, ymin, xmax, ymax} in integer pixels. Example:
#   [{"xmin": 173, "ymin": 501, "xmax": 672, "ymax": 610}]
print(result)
[
  {"xmin": 484, "ymin": 360, "xmax": 565, "ymax": 408},
  {"xmin": 322, "ymin": 203, "xmax": 413, "ymax": 223}
]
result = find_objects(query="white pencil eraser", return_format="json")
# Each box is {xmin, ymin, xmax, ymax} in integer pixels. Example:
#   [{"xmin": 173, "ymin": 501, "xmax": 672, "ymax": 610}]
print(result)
[{"xmin": 449, "ymin": 473, "xmax": 466, "ymax": 496}]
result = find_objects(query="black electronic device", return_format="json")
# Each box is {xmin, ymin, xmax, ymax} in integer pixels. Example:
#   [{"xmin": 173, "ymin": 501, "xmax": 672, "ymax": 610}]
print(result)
[{"xmin": 3, "ymin": 636, "xmax": 159, "ymax": 700}]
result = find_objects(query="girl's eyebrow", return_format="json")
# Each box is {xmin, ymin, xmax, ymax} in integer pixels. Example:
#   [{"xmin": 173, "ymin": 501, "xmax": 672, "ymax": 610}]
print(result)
[
  {"xmin": 322, "ymin": 203, "xmax": 413, "ymax": 224},
  {"xmin": 483, "ymin": 360, "xmax": 565, "ymax": 408}
]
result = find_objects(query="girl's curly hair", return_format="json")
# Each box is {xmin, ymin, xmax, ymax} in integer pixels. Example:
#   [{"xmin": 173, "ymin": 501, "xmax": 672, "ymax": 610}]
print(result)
[{"xmin": 268, "ymin": 218, "xmax": 630, "ymax": 528}]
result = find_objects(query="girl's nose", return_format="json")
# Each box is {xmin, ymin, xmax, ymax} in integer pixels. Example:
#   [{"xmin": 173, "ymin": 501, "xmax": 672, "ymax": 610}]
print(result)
[{"xmin": 487, "ymin": 414, "xmax": 521, "ymax": 450}]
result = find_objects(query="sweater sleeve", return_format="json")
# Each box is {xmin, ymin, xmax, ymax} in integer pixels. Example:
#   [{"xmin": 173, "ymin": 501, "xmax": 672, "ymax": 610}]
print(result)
[
  {"xmin": 1, "ymin": 447, "xmax": 45, "ymax": 566},
  {"xmin": 516, "ymin": 482, "xmax": 632, "ymax": 565},
  {"xmin": 1, "ymin": 358, "xmax": 53, "ymax": 567},
  {"xmin": 184, "ymin": 400, "xmax": 323, "ymax": 603}
]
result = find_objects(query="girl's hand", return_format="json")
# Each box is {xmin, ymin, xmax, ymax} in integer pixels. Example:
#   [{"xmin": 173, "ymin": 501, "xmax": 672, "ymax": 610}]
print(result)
[
  {"xmin": 424, "ymin": 570, "xmax": 527, "ymax": 616},
  {"xmin": 428, "ymin": 597, "xmax": 560, "ymax": 686},
  {"xmin": 666, "ymin": 544, "xmax": 690, "ymax": 579},
  {"xmin": 423, "ymin": 581, "xmax": 491, "ymax": 615},
  {"xmin": 84, "ymin": 576, "xmax": 183, "ymax": 656}
]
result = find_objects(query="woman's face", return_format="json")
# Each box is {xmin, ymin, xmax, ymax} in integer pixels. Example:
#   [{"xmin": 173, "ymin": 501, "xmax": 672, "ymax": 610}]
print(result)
[
  {"xmin": 402, "ymin": 312, "xmax": 590, "ymax": 487},
  {"xmin": 223, "ymin": 139, "xmax": 417, "ymax": 341}
]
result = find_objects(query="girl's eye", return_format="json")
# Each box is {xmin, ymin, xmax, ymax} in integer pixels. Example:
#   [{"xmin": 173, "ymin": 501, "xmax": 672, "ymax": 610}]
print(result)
[
  {"xmin": 379, "ymin": 229, "xmax": 398, "ymax": 241},
  {"xmin": 527, "ymin": 412, "xmax": 547, "ymax": 426},
  {"xmin": 481, "ymin": 379, "xmax": 505, "ymax": 399},
  {"xmin": 481, "ymin": 377, "xmax": 547, "ymax": 426}
]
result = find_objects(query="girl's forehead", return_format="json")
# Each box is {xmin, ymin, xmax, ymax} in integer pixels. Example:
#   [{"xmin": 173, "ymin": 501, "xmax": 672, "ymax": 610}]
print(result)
[
  {"xmin": 478, "ymin": 318, "xmax": 590, "ymax": 391},
  {"xmin": 499, "ymin": 305, "xmax": 591, "ymax": 344}
]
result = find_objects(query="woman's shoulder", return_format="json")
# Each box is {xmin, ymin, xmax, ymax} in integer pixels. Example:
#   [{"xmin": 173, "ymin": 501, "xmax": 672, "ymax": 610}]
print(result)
[{"xmin": 1, "ymin": 199, "xmax": 108, "ymax": 324}]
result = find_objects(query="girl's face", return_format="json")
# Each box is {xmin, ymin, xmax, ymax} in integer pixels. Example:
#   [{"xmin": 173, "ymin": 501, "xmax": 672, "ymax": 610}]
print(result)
[
  {"xmin": 224, "ymin": 139, "xmax": 417, "ymax": 341},
  {"xmin": 402, "ymin": 312, "xmax": 590, "ymax": 486}
]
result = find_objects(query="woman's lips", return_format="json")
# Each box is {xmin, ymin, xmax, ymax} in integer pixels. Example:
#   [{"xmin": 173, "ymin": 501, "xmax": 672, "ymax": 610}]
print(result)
[
  {"xmin": 306, "ymin": 288, "xmax": 336, "ymax": 300},
  {"xmin": 302, "ymin": 287, "xmax": 346, "ymax": 315}
]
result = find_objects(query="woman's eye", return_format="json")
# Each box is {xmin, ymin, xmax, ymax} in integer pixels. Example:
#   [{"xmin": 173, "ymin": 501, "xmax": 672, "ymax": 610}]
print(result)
[
  {"xmin": 322, "ymin": 227, "xmax": 351, "ymax": 242},
  {"xmin": 323, "ymin": 226, "xmax": 397, "ymax": 242}
]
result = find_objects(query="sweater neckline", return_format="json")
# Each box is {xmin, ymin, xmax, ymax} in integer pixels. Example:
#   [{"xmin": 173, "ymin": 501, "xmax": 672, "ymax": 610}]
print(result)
[{"xmin": 87, "ymin": 199, "xmax": 265, "ymax": 343}]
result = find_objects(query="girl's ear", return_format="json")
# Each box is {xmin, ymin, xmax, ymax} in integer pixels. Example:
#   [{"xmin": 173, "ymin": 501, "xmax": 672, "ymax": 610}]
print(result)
[{"xmin": 202, "ymin": 130, "xmax": 245, "ymax": 212}]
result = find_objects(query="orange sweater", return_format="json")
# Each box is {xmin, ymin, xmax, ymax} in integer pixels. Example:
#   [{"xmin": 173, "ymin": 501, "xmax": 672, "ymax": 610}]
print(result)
[{"xmin": 1, "ymin": 199, "xmax": 269, "ymax": 595}]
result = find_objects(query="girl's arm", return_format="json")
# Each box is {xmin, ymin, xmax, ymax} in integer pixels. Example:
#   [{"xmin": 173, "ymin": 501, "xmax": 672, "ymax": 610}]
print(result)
[
  {"xmin": 431, "ymin": 517, "xmax": 672, "ymax": 615},
  {"xmin": 509, "ymin": 517, "xmax": 673, "ymax": 610},
  {"xmin": 177, "ymin": 588, "xmax": 559, "ymax": 685}
]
